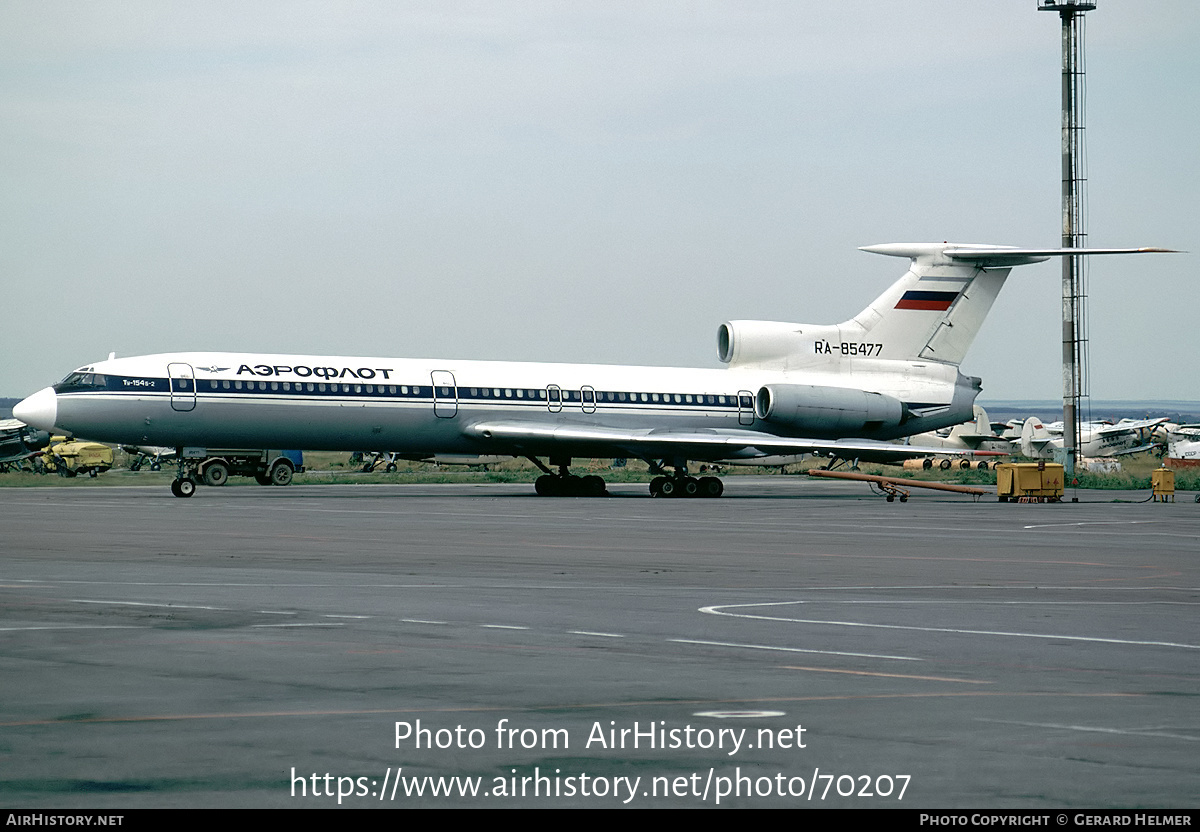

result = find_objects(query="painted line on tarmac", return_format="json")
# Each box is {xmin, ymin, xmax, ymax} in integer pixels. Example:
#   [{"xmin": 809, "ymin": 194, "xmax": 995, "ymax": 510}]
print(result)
[
  {"xmin": 671, "ymin": 638, "xmax": 919, "ymax": 662},
  {"xmin": 702, "ymin": 601, "xmax": 1200, "ymax": 650},
  {"xmin": 977, "ymin": 718, "xmax": 1200, "ymax": 742},
  {"xmin": 781, "ymin": 665, "xmax": 989, "ymax": 683},
  {"xmin": 69, "ymin": 599, "xmax": 230, "ymax": 611}
]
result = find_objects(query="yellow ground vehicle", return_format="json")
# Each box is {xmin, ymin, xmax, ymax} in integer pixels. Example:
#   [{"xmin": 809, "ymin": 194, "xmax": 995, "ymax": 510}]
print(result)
[{"xmin": 36, "ymin": 436, "xmax": 114, "ymax": 478}]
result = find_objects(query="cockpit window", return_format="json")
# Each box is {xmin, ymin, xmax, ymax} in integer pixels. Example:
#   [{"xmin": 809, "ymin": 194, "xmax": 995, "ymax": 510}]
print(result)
[{"xmin": 54, "ymin": 372, "xmax": 108, "ymax": 393}]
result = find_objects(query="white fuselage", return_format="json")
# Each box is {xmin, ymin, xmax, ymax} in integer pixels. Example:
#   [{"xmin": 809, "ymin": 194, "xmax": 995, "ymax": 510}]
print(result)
[{"xmin": 19, "ymin": 350, "xmax": 971, "ymax": 461}]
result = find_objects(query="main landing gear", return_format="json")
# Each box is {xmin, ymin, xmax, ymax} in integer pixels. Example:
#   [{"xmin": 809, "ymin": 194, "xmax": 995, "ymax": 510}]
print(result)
[
  {"xmin": 648, "ymin": 459, "xmax": 724, "ymax": 498},
  {"xmin": 525, "ymin": 456, "xmax": 726, "ymax": 498},
  {"xmin": 649, "ymin": 474, "xmax": 723, "ymax": 498},
  {"xmin": 530, "ymin": 456, "xmax": 607, "ymax": 497}
]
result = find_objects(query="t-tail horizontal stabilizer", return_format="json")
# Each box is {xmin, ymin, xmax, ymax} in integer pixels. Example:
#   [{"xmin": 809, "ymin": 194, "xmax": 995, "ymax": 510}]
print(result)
[{"xmin": 847, "ymin": 243, "xmax": 1177, "ymax": 367}]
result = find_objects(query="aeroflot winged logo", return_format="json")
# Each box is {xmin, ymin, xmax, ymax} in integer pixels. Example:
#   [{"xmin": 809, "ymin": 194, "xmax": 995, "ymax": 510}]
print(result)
[{"xmin": 894, "ymin": 290, "xmax": 958, "ymax": 311}]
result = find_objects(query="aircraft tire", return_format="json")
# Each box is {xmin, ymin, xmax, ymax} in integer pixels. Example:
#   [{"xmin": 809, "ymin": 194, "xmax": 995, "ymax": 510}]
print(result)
[
  {"xmin": 203, "ymin": 461, "xmax": 229, "ymax": 487},
  {"xmin": 171, "ymin": 478, "xmax": 196, "ymax": 498},
  {"xmin": 385, "ymin": 463, "xmax": 397, "ymax": 473},
  {"xmin": 535, "ymin": 475, "xmax": 558, "ymax": 496},
  {"xmin": 658, "ymin": 479, "xmax": 679, "ymax": 498},
  {"xmin": 649, "ymin": 476, "xmax": 667, "ymax": 497},
  {"xmin": 150, "ymin": 461, "xmax": 161, "ymax": 471},
  {"xmin": 581, "ymin": 475, "xmax": 606, "ymax": 497},
  {"xmin": 682, "ymin": 477, "xmax": 700, "ymax": 498},
  {"xmin": 270, "ymin": 461, "xmax": 294, "ymax": 486},
  {"xmin": 698, "ymin": 476, "xmax": 724, "ymax": 498}
]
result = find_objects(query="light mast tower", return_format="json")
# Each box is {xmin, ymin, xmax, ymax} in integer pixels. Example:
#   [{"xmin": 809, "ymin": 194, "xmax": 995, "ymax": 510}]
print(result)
[{"xmin": 1038, "ymin": 0, "xmax": 1095, "ymax": 476}]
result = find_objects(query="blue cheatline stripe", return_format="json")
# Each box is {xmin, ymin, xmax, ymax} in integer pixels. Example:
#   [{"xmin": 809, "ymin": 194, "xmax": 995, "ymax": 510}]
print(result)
[
  {"xmin": 71, "ymin": 376, "xmax": 767, "ymax": 410},
  {"xmin": 63, "ymin": 380, "xmax": 947, "ymax": 418}
]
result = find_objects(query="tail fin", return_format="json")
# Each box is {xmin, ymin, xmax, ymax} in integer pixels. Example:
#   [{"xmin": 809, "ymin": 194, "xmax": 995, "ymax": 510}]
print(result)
[
  {"xmin": 718, "ymin": 244, "xmax": 1173, "ymax": 371},
  {"xmin": 851, "ymin": 244, "xmax": 1175, "ymax": 365},
  {"xmin": 845, "ymin": 244, "xmax": 1016, "ymax": 364},
  {"xmin": 947, "ymin": 404, "xmax": 992, "ymax": 440},
  {"xmin": 1020, "ymin": 417, "xmax": 1055, "ymax": 459}
]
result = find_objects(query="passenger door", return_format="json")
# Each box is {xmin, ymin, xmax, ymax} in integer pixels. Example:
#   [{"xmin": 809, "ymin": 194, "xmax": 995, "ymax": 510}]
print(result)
[
  {"xmin": 431, "ymin": 370, "xmax": 458, "ymax": 418},
  {"xmin": 168, "ymin": 363, "xmax": 196, "ymax": 412}
]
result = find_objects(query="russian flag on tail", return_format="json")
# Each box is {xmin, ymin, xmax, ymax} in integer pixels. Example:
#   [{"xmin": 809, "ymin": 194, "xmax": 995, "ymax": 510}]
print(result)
[{"xmin": 895, "ymin": 290, "xmax": 957, "ymax": 311}]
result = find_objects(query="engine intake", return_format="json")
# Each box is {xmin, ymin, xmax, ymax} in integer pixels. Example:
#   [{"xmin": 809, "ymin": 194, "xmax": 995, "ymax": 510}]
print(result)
[{"xmin": 717, "ymin": 321, "xmax": 807, "ymax": 367}]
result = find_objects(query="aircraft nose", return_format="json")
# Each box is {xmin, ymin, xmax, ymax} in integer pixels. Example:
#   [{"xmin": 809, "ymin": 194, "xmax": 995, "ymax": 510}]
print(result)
[{"xmin": 13, "ymin": 387, "xmax": 59, "ymax": 432}]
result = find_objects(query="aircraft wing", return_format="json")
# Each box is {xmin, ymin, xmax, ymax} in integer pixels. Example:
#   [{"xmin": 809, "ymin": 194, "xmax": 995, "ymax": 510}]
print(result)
[
  {"xmin": 1108, "ymin": 442, "xmax": 1162, "ymax": 457},
  {"xmin": 465, "ymin": 420, "xmax": 980, "ymax": 463},
  {"xmin": 944, "ymin": 433, "xmax": 1011, "ymax": 451},
  {"xmin": 1096, "ymin": 417, "xmax": 1169, "ymax": 437}
]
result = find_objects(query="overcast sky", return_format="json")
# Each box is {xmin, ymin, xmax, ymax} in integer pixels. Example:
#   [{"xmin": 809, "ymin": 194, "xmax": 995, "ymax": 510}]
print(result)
[{"xmin": 2, "ymin": 1, "xmax": 1195, "ymax": 402}]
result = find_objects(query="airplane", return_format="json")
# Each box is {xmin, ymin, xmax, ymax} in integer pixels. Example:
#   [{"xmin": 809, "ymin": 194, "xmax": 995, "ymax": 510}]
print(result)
[
  {"xmin": 1019, "ymin": 416, "xmax": 1169, "ymax": 459},
  {"xmin": 902, "ymin": 405, "xmax": 1012, "ymax": 454},
  {"xmin": 13, "ymin": 242, "xmax": 1171, "ymax": 498},
  {"xmin": 351, "ymin": 451, "xmax": 510, "ymax": 472},
  {"xmin": 0, "ymin": 418, "xmax": 51, "ymax": 472},
  {"xmin": 122, "ymin": 444, "xmax": 177, "ymax": 471}
]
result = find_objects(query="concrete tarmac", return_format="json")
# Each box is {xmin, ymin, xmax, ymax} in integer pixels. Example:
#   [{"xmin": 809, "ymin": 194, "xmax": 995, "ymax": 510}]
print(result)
[{"xmin": 1, "ymin": 478, "xmax": 1197, "ymax": 808}]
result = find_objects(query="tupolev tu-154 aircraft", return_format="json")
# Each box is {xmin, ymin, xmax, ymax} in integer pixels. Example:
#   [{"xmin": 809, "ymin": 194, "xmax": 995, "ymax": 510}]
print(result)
[{"xmin": 14, "ymin": 243, "xmax": 1170, "ymax": 498}]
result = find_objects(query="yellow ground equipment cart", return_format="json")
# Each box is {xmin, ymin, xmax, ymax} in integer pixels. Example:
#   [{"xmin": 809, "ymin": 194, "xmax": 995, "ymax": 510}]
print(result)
[
  {"xmin": 996, "ymin": 462, "xmax": 1064, "ymax": 503},
  {"xmin": 1151, "ymin": 467, "xmax": 1175, "ymax": 503},
  {"xmin": 37, "ymin": 437, "xmax": 115, "ymax": 478}
]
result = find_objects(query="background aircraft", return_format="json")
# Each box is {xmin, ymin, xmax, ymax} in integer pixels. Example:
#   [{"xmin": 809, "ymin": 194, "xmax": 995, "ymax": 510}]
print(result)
[
  {"xmin": 0, "ymin": 418, "xmax": 50, "ymax": 472},
  {"xmin": 1019, "ymin": 416, "xmax": 1168, "ymax": 460}
]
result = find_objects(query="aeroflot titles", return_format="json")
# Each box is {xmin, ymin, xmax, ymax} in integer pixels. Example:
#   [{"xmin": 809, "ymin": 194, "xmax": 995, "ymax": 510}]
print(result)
[{"xmin": 235, "ymin": 364, "xmax": 396, "ymax": 380}]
